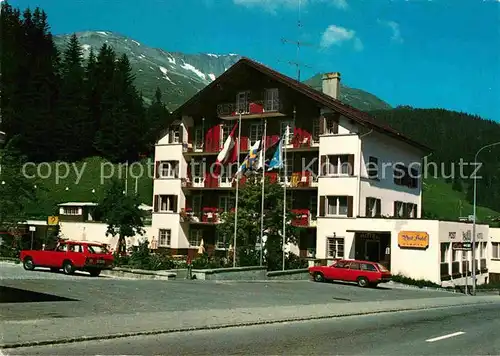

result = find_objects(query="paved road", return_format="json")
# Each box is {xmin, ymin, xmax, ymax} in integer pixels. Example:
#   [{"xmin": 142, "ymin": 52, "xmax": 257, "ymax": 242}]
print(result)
[
  {"xmin": 0, "ymin": 262, "xmax": 461, "ymax": 322},
  {"xmin": 6, "ymin": 303, "xmax": 499, "ymax": 355}
]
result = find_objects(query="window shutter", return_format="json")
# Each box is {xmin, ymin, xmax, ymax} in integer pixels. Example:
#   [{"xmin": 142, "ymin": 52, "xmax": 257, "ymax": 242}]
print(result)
[
  {"xmin": 393, "ymin": 201, "xmax": 398, "ymax": 217},
  {"xmin": 319, "ymin": 196, "xmax": 325, "ymax": 217},
  {"xmin": 155, "ymin": 161, "xmax": 160, "ymax": 179},
  {"xmin": 320, "ymin": 155, "xmax": 326, "ymax": 176},
  {"xmin": 347, "ymin": 196, "xmax": 353, "ymax": 217},
  {"xmin": 175, "ymin": 162, "xmax": 180, "ymax": 178},
  {"xmin": 319, "ymin": 116, "xmax": 326, "ymax": 135},
  {"xmin": 403, "ymin": 203, "xmax": 409, "ymax": 218},
  {"xmin": 365, "ymin": 198, "xmax": 370, "ymax": 217},
  {"xmin": 376, "ymin": 199, "xmax": 381, "ymax": 217},
  {"xmin": 187, "ymin": 127, "xmax": 192, "ymax": 144},
  {"xmin": 154, "ymin": 195, "xmax": 159, "ymax": 212},
  {"xmin": 333, "ymin": 114, "xmax": 339, "ymax": 134},
  {"xmin": 168, "ymin": 130, "xmax": 174, "ymax": 144},
  {"xmin": 348, "ymin": 154, "xmax": 355, "ymax": 175},
  {"xmin": 172, "ymin": 196, "xmax": 178, "ymax": 213}
]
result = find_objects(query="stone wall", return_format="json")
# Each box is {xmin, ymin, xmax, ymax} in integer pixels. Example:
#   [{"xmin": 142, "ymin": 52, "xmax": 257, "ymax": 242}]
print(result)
[
  {"xmin": 191, "ymin": 266, "xmax": 267, "ymax": 280},
  {"xmin": 266, "ymin": 268, "xmax": 310, "ymax": 280}
]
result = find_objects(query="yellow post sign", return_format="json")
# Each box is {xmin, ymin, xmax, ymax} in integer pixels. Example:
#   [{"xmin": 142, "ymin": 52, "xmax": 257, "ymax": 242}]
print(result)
[
  {"xmin": 47, "ymin": 216, "xmax": 59, "ymax": 226},
  {"xmin": 398, "ymin": 231, "xmax": 429, "ymax": 249}
]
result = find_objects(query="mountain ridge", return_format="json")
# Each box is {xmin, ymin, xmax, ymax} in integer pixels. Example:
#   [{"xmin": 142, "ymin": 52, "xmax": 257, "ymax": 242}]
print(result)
[{"xmin": 54, "ymin": 31, "xmax": 392, "ymax": 112}]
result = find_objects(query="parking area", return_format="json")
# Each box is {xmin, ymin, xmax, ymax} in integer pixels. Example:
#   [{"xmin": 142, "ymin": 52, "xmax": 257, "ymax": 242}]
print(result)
[{"xmin": 0, "ymin": 262, "xmax": 461, "ymax": 322}]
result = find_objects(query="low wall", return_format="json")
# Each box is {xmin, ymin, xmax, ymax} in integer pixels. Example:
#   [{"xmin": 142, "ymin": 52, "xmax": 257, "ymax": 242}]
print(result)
[
  {"xmin": 191, "ymin": 266, "xmax": 267, "ymax": 280},
  {"xmin": 266, "ymin": 268, "xmax": 310, "ymax": 280},
  {"xmin": 101, "ymin": 267, "xmax": 176, "ymax": 280}
]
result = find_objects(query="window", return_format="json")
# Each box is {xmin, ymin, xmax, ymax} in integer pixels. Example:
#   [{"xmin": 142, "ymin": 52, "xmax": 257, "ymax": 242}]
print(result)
[
  {"xmin": 327, "ymin": 196, "xmax": 348, "ymax": 216},
  {"xmin": 367, "ymin": 157, "xmax": 379, "ymax": 179},
  {"xmin": 393, "ymin": 202, "xmax": 417, "ymax": 218},
  {"xmin": 219, "ymin": 195, "xmax": 235, "ymax": 212},
  {"xmin": 236, "ymin": 91, "xmax": 249, "ymax": 113},
  {"xmin": 452, "ymin": 248, "xmax": 459, "ymax": 262},
  {"xmin": 194, "ymin": 127, "xmax": 203, "ymax": 150},
  {"xmin": 215, "ymin": 231, "xmax": 228, "ymax": 249},
  {"xmin": 264, "ymin": 88, "xmax": 279, "ymax": 111},
  {"xmin": 221, "ymin": 124, "xmax": 231, "ymax": 146},
  {"xmin": 440, "ymin": 243, "xmax": 450, "ymax": 263},
  {"xmin": 158, "ymin": 229, "xmax": 171, "ymax": 247},
  {"xmin": 249, "ymin": 123, "xmax": 263, "ymax": 146},
  {"xmin": 192, "ymin": 160, "xmax": 203, "ymax": 178},
  {"xmin": 361, "ymin": 263, "xmax": 378, "ymax": 272},
  {"xmin": 365, "ymin": 197, "xmax": 381, "ymax": 217},
  {"xmin": 481, "ymin": 242, "xmax": 487, "ymax": 258},
  {"xmin": 394, "ymin": 164, "xmax": 419, "ymax": 188},
  {"xmin": 155, "ymin": 195, "xmax": 177, "ymax": 213},
  {"xmin": 189, "ymin": 229, "xmax": 202, "ymax": 247},
  {"xmin": 349, "ymin": 262, "xmax": 360, "ymax": 270},
  {"xmin": 63, "ymin": 207, "xmax": 80, "ymax": 215},
  {"xmin": 157, "ymin": 161, "xmax": 178, "ymax": 178},
  {"xmin": 69, "ymin": 244, "xmax": 83, "ymax": 253},
  {"xmin": 168, "ymin": 126, "xmax": 181, "ymax": 144},
  {"xmin": 327, "ymin": 237, "xmax": 344, "ymax": 258},
  {"xmin": 57, "ymin": 244, "xmax": 68, "ymax": 252},
  {"xmin": 191, "ymin": 195, "xmax": 202, "ymax": 215},
  {"xmin": 322, "ymin": 155, "xmax": 354, "ymax": 176},
  {"xmin": 87, "ymin": 245, "xmax": 108, "ymax": 254},
  {"xmin": 325, "ymin": 116, "xmax": 339, "ymax": 135},
  {"xmin": 280, "ymin": 121, "xmax": 294, "ymax": 144},
  {"xmin": 319, "ymin": 196, "xmax": 353, "ymax": 217},
  {"xmin": 492, "ymin": 243, "xmax": 500, "ymax": 259}
]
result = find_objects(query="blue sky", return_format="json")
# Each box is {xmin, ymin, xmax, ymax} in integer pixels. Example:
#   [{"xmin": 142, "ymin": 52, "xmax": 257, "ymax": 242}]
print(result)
[{"xmin": 10, "ymin": 0, "xmax": 500, "ymax": 121}]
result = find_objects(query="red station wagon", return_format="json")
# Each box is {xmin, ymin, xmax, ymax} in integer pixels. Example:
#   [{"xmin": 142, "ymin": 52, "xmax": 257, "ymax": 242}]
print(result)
[
  {"xmin": 20, "ymin": 240, "xmax": 114, "ymax": 277},
  {"xmin": 309, "ymin": 259, "xmax": 392, "ymax": 288}
]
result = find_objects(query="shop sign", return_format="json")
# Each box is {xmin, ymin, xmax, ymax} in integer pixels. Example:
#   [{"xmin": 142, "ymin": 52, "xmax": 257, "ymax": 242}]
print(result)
[
  {"xmin": 357, "ymin": 232, "xmax": 380, "ymax": 241},
  {"xmin": 398, "ymin": 231, "xmax": 429, "ymax": 249}
]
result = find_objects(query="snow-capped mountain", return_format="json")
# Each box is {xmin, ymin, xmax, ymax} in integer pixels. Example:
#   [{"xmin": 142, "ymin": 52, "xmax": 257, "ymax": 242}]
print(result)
[
  {"xmin": 54, "ymin": 31, "xmax": 391, "ymax": 112},
  {"xmin": 54, "ymin": 31, "xmax": 242, "ymax": 109}
]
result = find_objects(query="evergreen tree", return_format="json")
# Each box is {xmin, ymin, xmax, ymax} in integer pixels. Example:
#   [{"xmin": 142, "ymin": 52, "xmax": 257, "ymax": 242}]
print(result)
[
  {"xmin": 145, "ymin": 87, "xmax": 171, "ymax": 152},
  {"xmin": 56, "ymin": 34, "xmax": 90, "ymax": 160}
]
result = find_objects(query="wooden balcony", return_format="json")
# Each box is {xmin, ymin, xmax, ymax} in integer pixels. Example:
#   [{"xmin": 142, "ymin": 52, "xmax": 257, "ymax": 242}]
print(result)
[
  {"xmin": 281, "ymin": 172, "xmax": 318, "ymax": 189},
  {"xmin": 217, "ymin": 99, "xmax": 285, "ymax": 120},
  {"xmin": 180, "ymin": 207, "xmax": 221, "ymax": 224}
]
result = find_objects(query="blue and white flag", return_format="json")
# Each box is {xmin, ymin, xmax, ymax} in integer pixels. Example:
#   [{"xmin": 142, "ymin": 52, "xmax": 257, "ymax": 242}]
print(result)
[{"xmin": 267, "ymin": 138, "xmax": 283, "ymax": 171}]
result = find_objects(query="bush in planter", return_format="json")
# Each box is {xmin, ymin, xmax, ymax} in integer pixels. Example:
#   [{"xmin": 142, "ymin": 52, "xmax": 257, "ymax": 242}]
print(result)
[
  {"xmin": 128, "ymin": 241, "xmax": 175, "ymax": 270},
  {"xmin": 191, "ymin": 253, "xmax": 230, "ymax": 269},
  {"xmin": 391, "ymin": 274, "xmax": 441, "ymax": 288},
  {"xmin": 285, "ymin": 253, "xmax": 308, "ymax": 270}
]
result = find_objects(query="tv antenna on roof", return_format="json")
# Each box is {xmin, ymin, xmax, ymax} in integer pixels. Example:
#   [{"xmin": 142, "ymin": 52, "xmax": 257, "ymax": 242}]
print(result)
[{"xmin": 280, "ymin": 0, "xmax": 314, "ymax": 81}]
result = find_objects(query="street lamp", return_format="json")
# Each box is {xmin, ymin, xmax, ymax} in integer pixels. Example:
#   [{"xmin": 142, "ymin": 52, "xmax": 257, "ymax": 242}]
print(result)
[{"xmin": 472, "ymin": 141, "xmax": 500, "ymax": 296}]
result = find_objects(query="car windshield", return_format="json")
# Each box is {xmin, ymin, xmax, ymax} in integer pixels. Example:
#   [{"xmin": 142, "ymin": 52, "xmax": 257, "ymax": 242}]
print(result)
[
  {"xmin": 377, "ymin": 263, "xmax": 389, "ymax": 272},
  {"xmin": 87, "ymin": 245, "xmax": 109, "ymax": 254}
]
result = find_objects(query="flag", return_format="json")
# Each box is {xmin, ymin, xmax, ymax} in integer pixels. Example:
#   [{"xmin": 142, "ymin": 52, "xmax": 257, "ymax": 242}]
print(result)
[
  {"xmin": 214, "ymin": 122, "xmax": 238, "ymax": 176},
  {"xmin": 267, "ymin": 137, "xmax": 283, "ymax": 171},
  {"xmin": 255, "ymin": 138, "xmax": 280, "ymax": 171},
  {"xmin": 235, "ymin": 140, "xmax": 262, "ymax": 178}
]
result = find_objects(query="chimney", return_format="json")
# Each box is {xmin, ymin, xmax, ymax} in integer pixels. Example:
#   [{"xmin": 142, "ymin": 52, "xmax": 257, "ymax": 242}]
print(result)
[{"xmin": 322, "ymin": 72, "xmax": 341, "ymax": 99}]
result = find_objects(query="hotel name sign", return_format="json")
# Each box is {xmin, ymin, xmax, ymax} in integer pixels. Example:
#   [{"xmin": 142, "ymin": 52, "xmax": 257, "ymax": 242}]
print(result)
[{"xmin": 398, "ymin": 231, "xmax": 429, "ymax": 250}]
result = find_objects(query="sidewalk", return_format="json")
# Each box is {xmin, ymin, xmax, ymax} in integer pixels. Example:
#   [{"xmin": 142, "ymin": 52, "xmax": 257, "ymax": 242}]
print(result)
[{"xmin": 1, "ymin": 295, "xmax": 498, "ymax": 349}]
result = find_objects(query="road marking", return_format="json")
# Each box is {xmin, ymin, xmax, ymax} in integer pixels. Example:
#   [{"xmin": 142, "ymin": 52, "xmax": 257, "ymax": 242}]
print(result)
[{"xmin": 426, "ymin": 331, "xmax": 465, "ymax": 342}]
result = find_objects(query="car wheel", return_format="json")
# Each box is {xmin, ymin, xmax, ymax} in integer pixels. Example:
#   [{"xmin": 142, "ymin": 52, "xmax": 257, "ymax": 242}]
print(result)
[
  {"xmin": 357, "ymin": 277, "xmax": 369, "ymax": 288},
  {"xmin": 23, "ymin": 257, "xmax": 35, "ymax": 271},
  {"xmin": 314, "ymin": 272, "xmax": 325, "ymax": 282},
  {"xmin": 89, "ymin": 269, "xmax": 101, "ymax": 277},
  {"xmin": 63, "ymin": 261, "xmax": 75, "ymax": 275}
]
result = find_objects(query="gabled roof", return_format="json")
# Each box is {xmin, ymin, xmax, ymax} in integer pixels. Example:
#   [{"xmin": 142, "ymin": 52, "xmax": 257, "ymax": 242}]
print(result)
[{"xmin": 173, "ymin": 57, "xmax": 431, "ymax": 153}]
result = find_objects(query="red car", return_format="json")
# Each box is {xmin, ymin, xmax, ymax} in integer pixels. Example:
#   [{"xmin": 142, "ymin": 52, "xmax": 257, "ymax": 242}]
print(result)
[
  {"xmin": 20, "ymin": 240, "xmax": 114, "ymax": 277},
  {"xmin": 309, "ymin": 259, "xmax": 392, "ymax": 288}
]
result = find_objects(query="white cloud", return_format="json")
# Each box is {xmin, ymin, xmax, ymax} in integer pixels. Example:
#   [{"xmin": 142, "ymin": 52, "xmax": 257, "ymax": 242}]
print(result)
[
  {"xmin": 320, "ymin": 25, "xmax": 363, "ymax": 51},
  {"xmin": 378, "ymin": 19, "xmax": 404, "ymax": 43},
  {"xmin": 233, "ymin": 0, "xmax": 348, "ymax": 13}
]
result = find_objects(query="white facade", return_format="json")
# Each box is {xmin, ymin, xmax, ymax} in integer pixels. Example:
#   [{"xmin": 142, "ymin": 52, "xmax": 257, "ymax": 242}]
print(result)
[{"xmin": 489, "ymin": 227, "xmax": 500, "ymax": 277}]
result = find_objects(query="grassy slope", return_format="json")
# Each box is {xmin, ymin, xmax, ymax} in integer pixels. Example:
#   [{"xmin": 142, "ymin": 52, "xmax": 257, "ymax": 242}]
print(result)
[{"xmin": 26, "ymin": 157, "xmax": 499, "ymax": 224}]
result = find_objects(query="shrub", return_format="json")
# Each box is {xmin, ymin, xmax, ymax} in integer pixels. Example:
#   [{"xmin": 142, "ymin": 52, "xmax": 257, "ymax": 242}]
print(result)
[
  {"xmin": 126, "ymin": 241, "xmax": 175, "ymax": 270},
  {"xmin": 285, "ymin": 253, "xmax": 308, "ymax": 270},
  {"xmin": 391, "ymin": 274, "xmax": 441, "ymax": 288},
  {"xmin": 191, "ymin": 253, "xmax": 230, "ymax": 269}
]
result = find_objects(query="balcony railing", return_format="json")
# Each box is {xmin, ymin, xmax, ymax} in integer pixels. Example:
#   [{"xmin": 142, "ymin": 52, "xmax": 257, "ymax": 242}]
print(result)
[
  {"xmin": 182, "ymin": 176, "xmax": 220, "ymax": 189},
  {"xmin": 280, "ymin": 171, "xmax": 316, "ymax": 188},
  {"xmin": 217, "ymin": 99, "xmax": 282, "ymax": 118}
]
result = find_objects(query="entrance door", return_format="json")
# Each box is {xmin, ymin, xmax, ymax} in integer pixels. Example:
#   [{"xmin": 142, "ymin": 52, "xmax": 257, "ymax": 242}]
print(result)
[{"xmin": 365, "ymin": 240, "xmax": 380, "ymax": 262}]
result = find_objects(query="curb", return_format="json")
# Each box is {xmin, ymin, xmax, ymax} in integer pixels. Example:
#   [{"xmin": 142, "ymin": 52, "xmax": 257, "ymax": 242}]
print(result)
[
  {"xmin": 386, "ymin": 282, "xmax": 459, "ymax": 294},
  {"xmin": 1, "ymin": 300, "xmax": 496, "ymax": 349}
]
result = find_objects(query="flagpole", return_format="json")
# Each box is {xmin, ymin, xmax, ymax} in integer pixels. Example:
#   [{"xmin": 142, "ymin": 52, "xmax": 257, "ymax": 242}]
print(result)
[
  {"xmin": 232, "ymin": 113, "xmax": 242, "ymax": 268},
  {"xmin": 259, "ymin": 119, "xmax": 267, "ymax": 267},
  {"xmin": 282, "ymin": 126, "xmax": 288, "ymax": 271}
]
